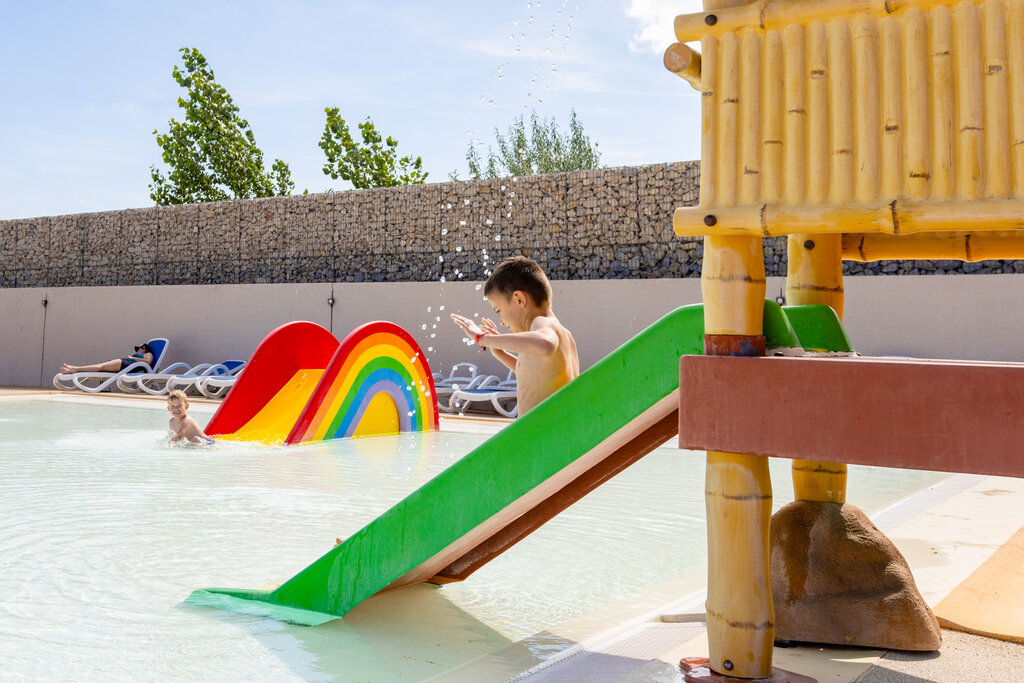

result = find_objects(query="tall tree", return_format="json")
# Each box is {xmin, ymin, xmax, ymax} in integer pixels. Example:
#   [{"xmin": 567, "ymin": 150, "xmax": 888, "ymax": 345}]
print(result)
[
  {"xmin": 149, "ymin": 47, "xmax": 294, "ymax": 205},
  {"xmin": 319, "ymin": 108, "xmax": 428, "ymax": 189},
  {"xmin": 463, "ymin": 109, "xmax": 601, "ymax": 179}
]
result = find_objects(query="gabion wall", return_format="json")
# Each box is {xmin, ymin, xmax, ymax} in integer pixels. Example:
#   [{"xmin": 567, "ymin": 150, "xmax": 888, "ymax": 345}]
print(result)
[{"xmin": 2, "ymin": 161, "xmax": 1019, "ymax": 288}]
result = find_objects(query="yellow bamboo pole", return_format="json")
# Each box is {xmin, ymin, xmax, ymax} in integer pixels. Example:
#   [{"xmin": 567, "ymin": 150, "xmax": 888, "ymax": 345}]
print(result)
[
  {"xmin": 880, "ymin": 17, "xmax": 903, "ymax": 199},
  {"xmin": 829, "ymin": 18, "xmax": 854, "ymax": 203},
  {"xmin": 788, "ymin": 20, "xmax": 847, "ymax": 499},
  {"xmin": 718, "ymin": 32, "xmax": 740, "ymax": 208},
  {"xmin": 701, "ymin": 235, "xmax": 771, "ymax": 679},
  {"xmin": 674, "ymin": 197, "xmax": 1024, "ymax": 237},
  {"xmin": 762, "ymin": 30, "xmax": 784, "ymax": 203},
  {"xmin": 955, "ymin": 1, "xmax": 984, "ymax": 201},
  {"xmin": 853, "ymin": 16, "xmax": 880, "ymax": 203},
  {"xmin": 701, "ymin": 36, "xmax": 721, "ymax": 209},
  {"xmin": 1010, "ymin": 1, "xmax": 1024, "ymax": 198},
  {"xmin": 673, "ymin": 0, "xmax": 950, "ymax": 42},
  {"xmin": 843, "ymin": 230, "xmax": 1024, "ymax": 261},
  {"xmin": 903, "ymin": 9, "xmax": 930, "ymax": 200},
  {"xmin": 783, "ymin": 24, "xmax": 807, "ymax": 206},
  {"xmin": 931, "ymin": 6, "xmax": 955, "ymax": 200},
  {"xmin": 699, "ymin": 0, "xmax": 771, "ymax": 671},
  {"xmin": 740, "ymin": 31, "xmax": 763, "ymax": 205},
  {"xmin": 807, "ymin": 22, "xmax": 830, "ymax": 203},
  {"xmin": 983, "ymin": 0, "xmax": 1010, "ymax": 199},
  {"xmin": 664, "ymin": 42, "xmax": 703, "ymax": 91}
]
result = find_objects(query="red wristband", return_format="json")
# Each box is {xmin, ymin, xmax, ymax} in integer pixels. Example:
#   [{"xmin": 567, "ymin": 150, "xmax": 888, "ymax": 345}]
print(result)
[{"xmin": 474, "ymin": 332, "xmax": 485, "ymax": 346}]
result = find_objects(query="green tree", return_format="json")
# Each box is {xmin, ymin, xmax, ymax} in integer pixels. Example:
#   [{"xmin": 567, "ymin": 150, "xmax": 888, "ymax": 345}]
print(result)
[
  {"xmin": 149, "ymin": 47, "xmax": 294, "ymax": 205},
  {"xmin": 463, "ymin": 109, "xmax": 601, "ymax": 179},
  {"xmin": 319, "ymin": 108, "xmax": 428, "ymax": 189}
]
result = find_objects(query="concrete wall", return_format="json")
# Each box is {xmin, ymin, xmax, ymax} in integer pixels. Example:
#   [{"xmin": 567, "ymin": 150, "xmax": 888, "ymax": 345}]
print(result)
[{"xmin": 4, "ymin": 274, "xmax": 1022, "ymax": 388}]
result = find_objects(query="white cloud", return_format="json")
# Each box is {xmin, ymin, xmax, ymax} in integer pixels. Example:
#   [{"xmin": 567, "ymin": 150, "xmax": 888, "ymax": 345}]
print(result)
[{"xmin": 625, "ymin": 0, "xmax": 703, "ymax": 54}]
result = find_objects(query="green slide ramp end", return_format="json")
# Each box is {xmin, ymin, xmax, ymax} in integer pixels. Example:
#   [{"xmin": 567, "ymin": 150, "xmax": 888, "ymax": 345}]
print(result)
[
  {"xmin": 782, "ymin": 305, "xmax": 855, "ymax": 353},
  {"xmin": 185, "ymin": 301, "xmax": 799, "ymax": 625}
]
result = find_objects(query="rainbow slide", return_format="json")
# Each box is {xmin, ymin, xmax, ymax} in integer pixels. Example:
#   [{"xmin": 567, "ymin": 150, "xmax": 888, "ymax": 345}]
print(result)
[
  {"xmin": 205, "ymin": 321, "xmax": 438, "ymax": 444},
  {"xmin": 186, "ymin": 302, "xmax": 851, "ymax": 625}
]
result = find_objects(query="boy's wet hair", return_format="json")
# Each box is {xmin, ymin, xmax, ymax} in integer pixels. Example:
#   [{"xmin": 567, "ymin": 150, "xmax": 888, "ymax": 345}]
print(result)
[
  {"xmin": 167, "ymin": 389, "xmax": 188, "ymax": 404},
  {"xmin": 484, "ymin": 256, "xmax": 552, "ymax": 306}
]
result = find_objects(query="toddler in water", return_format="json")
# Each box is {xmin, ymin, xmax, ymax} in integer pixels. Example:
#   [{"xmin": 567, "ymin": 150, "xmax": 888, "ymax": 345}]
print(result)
[{"xmin": 167, "ymin": 390, "xmax": 213, "ymax": 445}]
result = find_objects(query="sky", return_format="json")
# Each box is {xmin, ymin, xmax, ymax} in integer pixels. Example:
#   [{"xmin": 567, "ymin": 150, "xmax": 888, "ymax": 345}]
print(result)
[{"xmin": 0, "ymin": 0, "xmax": 703, "ymax": 220}]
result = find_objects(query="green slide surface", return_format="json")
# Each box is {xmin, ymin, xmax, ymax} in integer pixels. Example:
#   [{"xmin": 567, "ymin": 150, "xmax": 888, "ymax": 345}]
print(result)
[{"xmin": 186, "ymin": 301, "xmax": 835, "ymax": 625}]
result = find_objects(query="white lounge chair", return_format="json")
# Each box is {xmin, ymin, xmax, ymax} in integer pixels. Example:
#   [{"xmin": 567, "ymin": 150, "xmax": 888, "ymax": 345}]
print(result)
[
  {"xmin": 450, "ymin": 370, "xmax": 518, "ymax": 418},
  {"xmin": 193, "ymin": 360, "xmax": 248, "ymax": 399},
  {"xmin": 433, "ymin": 362, "xmax": 481, "ymax": 413},
  {"xmin": 53, "ymin": 338, "xmax": 170, "ymax": 393},
  {"xmin": 117, "ymin": 360, "xmax": 245, "ymax": 396},
  {"xmin": 168, "ymin": 360, "xmax": 246, "ymax": 397}
]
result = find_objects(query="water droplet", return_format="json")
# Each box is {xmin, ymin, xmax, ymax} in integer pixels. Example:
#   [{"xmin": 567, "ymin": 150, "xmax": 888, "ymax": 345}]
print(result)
[
  {"xmin": 441, "ymin": 228, "xmax": 448, "ymax": 235},
  {"xmin": 431, "ymin": 333, "xmax": 437, "ymax": 338},
  {"xmin": 427, "ymin": 306, "xmax": 432, "ymax": 312},
  {"xmin": 439, "ymin": 255, "xmax": 444, "ymax": 262},
  {"xmin": 435, "ymin": 316, "xmax": 441, "ymax": 321},
  {"xmin": 446, "ymin": 203, "xmax": 452, "ymax": 209},
  {"xmin": 421, "ymin": 323, "xmax": 427, "ymax": 330},
  {"xmin": 486, "ymin": 219, "xmax": 493, "ymax": 225},
  {"xmin": 428, "ymin": 346, "xmax": 434, "ymax": 352},
  {"xmin": 552, "ymin": 66, "xmax": 558, "ymax": 73},
  {"xmin": 506, "ymin": 212, "xmax": 512, "ymax": 217},
  {"xmin": 527, "ymin": 1, "xmax": 531, "ymax": 7},
  {"xmin": 480, "ymin": 94, "xmax": 486, "ymax": 101},
  {"xmin": 440, "ymin": 276, "xmax": 446, "ymax": 282},
  {"xmin": 495, "ymin": 235, "xmax": 503, "ymax": 241},
  {"xmin": 456, "ymin": 246, "xmax": 463, "ymax": 252},
  {"xmin": 464, "ymin": 199, "xmax": 470, "ymax": 205},
  {"xmin": 510, "ymin": 192, "xmax": 516, "ymax": 197},
  {"xmin": 475, "ymin": 284, "xmax": 482, "ymax": 290},
  {"xmin": 459, "ymin": 220, "xmax": 467, "ymax": 226}
]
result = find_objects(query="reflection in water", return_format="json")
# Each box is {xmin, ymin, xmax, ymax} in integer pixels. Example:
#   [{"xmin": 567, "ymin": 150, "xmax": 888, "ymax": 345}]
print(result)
[{"xmin": 0, "ymin": 398, "xmax": 949, "ymax": 680}]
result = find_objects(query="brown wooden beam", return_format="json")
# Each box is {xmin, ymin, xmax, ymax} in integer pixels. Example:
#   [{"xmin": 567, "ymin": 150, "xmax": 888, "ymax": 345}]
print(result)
[{"xmin": 679, "ymin": 355, "xmax": 1024, "ymax": 479}]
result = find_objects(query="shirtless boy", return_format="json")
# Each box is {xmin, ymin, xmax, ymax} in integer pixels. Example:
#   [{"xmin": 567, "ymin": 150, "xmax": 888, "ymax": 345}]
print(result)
[
  {"xmin": 167, "ymin": 389, "xmax": 213, "ymax": 445},
  {"xmin": 451, "ymin": 256, "xmax": 579, "ymax": 416}
]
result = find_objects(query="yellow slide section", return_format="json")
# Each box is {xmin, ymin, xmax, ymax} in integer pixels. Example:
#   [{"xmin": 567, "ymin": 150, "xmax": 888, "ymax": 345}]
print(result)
[{"xmin": 216, "ymin": 369, "xmax": 325, "ymax": 444}]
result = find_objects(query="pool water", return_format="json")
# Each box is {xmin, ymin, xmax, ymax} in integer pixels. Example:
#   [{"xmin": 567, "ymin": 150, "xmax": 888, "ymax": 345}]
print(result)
[{"xmin": 0, "ymin": 397, "xmax": 950, "ymax": 681}]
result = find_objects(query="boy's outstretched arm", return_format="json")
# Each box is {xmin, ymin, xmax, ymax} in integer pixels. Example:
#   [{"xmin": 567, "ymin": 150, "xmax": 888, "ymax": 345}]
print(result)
[{"xmin": 450, "ymin": 314, "xmax": 559, "ymax": 356}]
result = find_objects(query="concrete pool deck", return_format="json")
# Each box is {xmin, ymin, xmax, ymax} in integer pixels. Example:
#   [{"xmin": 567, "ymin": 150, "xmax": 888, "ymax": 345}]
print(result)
[{"xmin": 6, "ymin": 387, "xmax": 1023, "ymax": 682}]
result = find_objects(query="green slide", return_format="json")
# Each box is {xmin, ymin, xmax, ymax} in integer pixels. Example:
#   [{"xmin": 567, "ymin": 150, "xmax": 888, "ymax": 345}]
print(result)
[{"xmin": 185, "ymin": 301, "xmax": 848, "ymax": 625}]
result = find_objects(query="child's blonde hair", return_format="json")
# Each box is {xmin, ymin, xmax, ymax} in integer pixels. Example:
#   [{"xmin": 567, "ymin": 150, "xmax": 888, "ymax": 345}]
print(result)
[{"xmin": 167, "ymin": 389, "xmax": 188, "ymax": 404}]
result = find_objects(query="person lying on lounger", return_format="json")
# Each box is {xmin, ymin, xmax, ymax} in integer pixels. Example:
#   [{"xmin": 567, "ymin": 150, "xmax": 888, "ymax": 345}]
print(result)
[{"xmin": 59, "ymin": 342, "xmax": 154, "ymax": 374}]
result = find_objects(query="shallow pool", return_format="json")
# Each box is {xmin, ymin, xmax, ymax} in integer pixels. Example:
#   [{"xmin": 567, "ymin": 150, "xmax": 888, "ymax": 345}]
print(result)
[{"xmin": 0, "ymin": 396, "xmax": 949, "ymax": 681}]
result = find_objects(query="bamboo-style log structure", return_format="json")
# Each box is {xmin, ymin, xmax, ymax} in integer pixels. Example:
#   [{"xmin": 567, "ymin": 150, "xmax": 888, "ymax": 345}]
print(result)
[
  {"xmin": 671, "ymin": 0, "xmax": 1024, "ymax": 251},
  {"xmin": 664, "ymin": 42, "xmax": 703, "ymax": 90},
  {"xmin": 843, "ymin": 230, "xmax": 1024, "ymax": 261},
  {"xmin": 677, "ymin": 198, "xmax": 1024, "ymax": 237},
  {"xmin": 665, "ymin": 0, "xmax": 1024, "ymax": 677}
]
